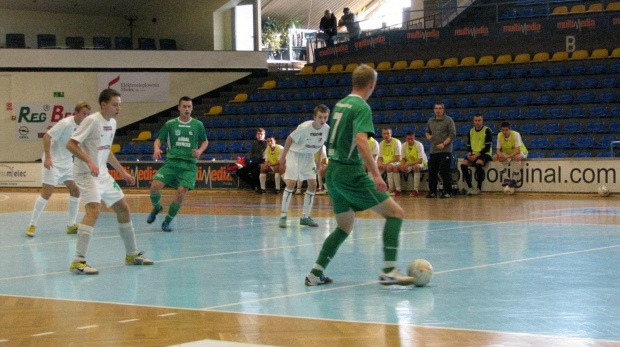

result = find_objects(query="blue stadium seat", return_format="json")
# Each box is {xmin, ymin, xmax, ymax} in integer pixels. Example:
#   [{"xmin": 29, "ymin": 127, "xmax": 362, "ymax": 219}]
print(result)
[
  {"xmin": 439, "ymin": 71, "xmax": 454, "ymax": 82},
  {"xmin": 611, "ymin": 106, "xmax": 620, "ymax": 117},
  {"xmin": 580, "ymin": 78, "xmax": 598, "ymax": 89},
  {"xmin": 538, "ymin": 80, "xmax": 557, "ymax": 91},
  {"xmin": 457, "ymin": 124, "xmax": 474, "ymax": 136},
  {"xmin": 451, "ymin": 138, "xmax": 464, "ymax": 151},
  {"xmin": 610, "ymin": 63, "xmax": 620, "ymax": 74},
  {"xmin": 402, "ymin": 99, "xmax": 418, "ymax": 109},
  {"xmin": 228, "ymin": 129, "xmax": 243, "ymax": 140},
  {"xmin": 519, "ymin": 123, "xmax": 538, "ymax": 135},
  {"xmin": 399, "ymin": 125, "xmax": 416, "ymax": 136},
  {"xmin": 504, "ymin": 108, "xmax": 521, "ymax": 119},
  {"xmin": 528, "ymin": 152, "xmax": 545, "ymax": 159},
  {"xmin": 269, "ymin": 116, "xmax": 285, "ymax": 127},
  {"xmin": 600, "ymin": 77, "xmax": 618, "ymax": 89},
  {"xmin": 541, "ymin": 123, "xmax": 560, "ymax": 134},
  {"xmin": 587, "ymin": 63, "xmax": 607, "ymax": 75},
  {"xmin": 124, "ymin": 155, "xmax": 139, "ymax": 161},
  {"xmin": 384, "ymin": 100, "xmax": 401, "ymax": 110},
  {"xmin": 596, "ymin": 135, "xmax": 619, "ymax": 148},
  {"xmin": 219, "ymin": 155, "xmax": 233, "ymax": 160},
  {"xmin": 597, "ymin": 152, "xmax": 614, "ymax": 158},
  {"xmin": 518, "ymin": 8, "xmax": 534, "ymax": 17},
  {"xmin": 223, "ymin": 118, "xmax": 239, "ymax": 127},
  {"xmin": 445, "ymin": 84, "xmax": 460, "ymax": 94},
  {"xmin": 484, "ymin": 109, "xmax": 501, "ymax": 120},
  {"xmin": 368, "ymin": 100, "xmax": 383, "ymax": 111},
  {"xmin": 228, "ymin": 142, "xmax": 244, "ymax": 153},
  {"xmin": 286, "ymin": 104, "xmax": 300, "ymax": 113},
  {"xmin": 406, "ymin": 112, "xmax": 424, "ymax": 122},
  {"xmin": 516, "ymin": 95, "xmax": 534, "ymax": 106},
  {"xmin": 456, "ymin": 97, "xmax": 474, "ymax": 108},
  {"xmin": 403, "ymin": 73, "xmax": 418, "ymax": 83},
  {"xmin": 275, "ymin": 128, "xmax": 291, "ymax": 139},
  {"xmin": 495, "ymin": 96, "xmax": 513, "ymax": 106},
  {"xmin": 322, "ymin": 77, "xmax": 337, "ymax": 87},
  {"xmin": 306, "ymin": 77, "xmax": 321, "ymax": 87},
  {"xmin": 440, "ymin": 98, "xmax": 455, "ymax": 108},
  {"xmin": 567, "ymin": 65, "xmax": 587, "ymax": 76},
  {"xmin": 211, "ymin": 142, "xmax": 227, "ymax": 153},
  {"xmin": 609, "ymin": 122, "xmax": 620, "ymax": 134},
  {"xmin": 562, "ymin": 121, "xmax": 582, "ymax": 134},
  {"xmin": 416, "ymin": 126, "xmax": 427, "ymax": 137},
  {"xmin": 480, "ymin": 82, "xmax": 498, "ymax": 93},
  {"xmin": 426, "ymin": 85, "xmax": 443, "ymax": 95},
  {"xmin": 588, "ymin": 106, "xmax": 608, "ymax": 118},
  {"xmin": 523, "ymin": 108, "xmax": 543, "ymax": 119},
  {"xmin": 446, "ymin": 110, "xmax": 461, "ymax": 120},
  {"xmin": 285, "ymin": 115, "xmax": 301, "ymax": 126},
  {"xmin": 572, "ymin": 136, "xmax": 595, "ymax": 149},
  {"xmin": 392, "ymin": 86, "xmax": 408, "ymax": 97},
  {"xmin": 278, "ymin": 92, "xmax": 293, "ymax": 101},
  {"xmin": 408, "ymin": 86, "xmax": 425, "ymax": 96},
  {"xmin": 276, "ymin": 80, "xmax": 291, "ymax": 89},
  {"xmin": 293, "ymin": 79, "xmax": 306, "ymax": 88},
  {"xmin": 243, "ymin": 141, "xmax": 254, "ymax": 152},
  {"xmin": 566, "ymin": 106, "xmax": 585, "ymax": 118},
  {"xmin": 249, "ymin": 93, "xmax": 262, "ymax": 102},
  {"xmin": 585, "ymin": 121, "xmax": 605, "ymax": 133},
  {"xmin": 201, "ymin": 155, "xmax": 215, "ymax": 161},
  {"xmin": 518, "ymin": 81, "xmax": 537, "ymax": 92},
  {"xmin": 301, "ymin": 102, "xmax": 315, "ymax": 113},
  {"xmin": 545, "ymin": 107, "xmax": 564, "ymax": 119},
  {"xmin": 528, "ymin": 137, "xmax": 549, "ymax": 149},
  {"xmin": 486, "ymin": 123, "xmax": 496, "ymax": 134},
  {"xmin": 529, "ymin": 66, "xmax": 547, "ymax": 78},
  {"xmin": 310, "ymin": 90, "xmax": 323, "ymax": 99},
  {"xmin": 374, "ymin": 87, "xmax": 390, "ymax": 97},
  {"xmin": 420, "ymin": 98, "xmax": 436, "ymax": 109},
  {"xmin": 558, "ymin": 79, "xmax": 578, "ymax": 90},
  {"xmin": 534, "ymin": 7, "xmax": 550, "ymax": 16},
  {"xmin": 338, "ymin": 76, "xmax": 352, "ymax": 86},
  {"xmin": 500, "ymin": 82, "xmax": 517, "ymax": 92},
  {"xmin": 389, "ymin": 112, "xmax": 405, "ymax": 123},
  {"xmin": 548, "ymin": 65, "xmax": 567, "ymax": 76},
  {"xmin": 293, "ymin": 90, "xmax": 309, "ymax": 100},
  {"xmin": 119, "ymin": 143, "xmax": 137, "ymax": 154},
  {"xmin": 473, "ymin": 70, "xmax": 491, "ymax": 80},
  {"xmin": 548, "ymin": 152, "xmax": 568, "ymax": 158},
  {"xmin": 510, "ymin": 68, "xmax": 528, "ymax": 79},
  {"xmin": 263, "ymin": 92, "xmax": 277, "ymax": 101},
  {"xmin": 551, "ymin": 137, "xmax": 572, "ymax": 149},
  {"xmin": 239, "ymin": 118, "xmax": 254, "ymax": 127},
  {"xmin": 500, "ymin": 9, "xmax": 517, "ymax": 19},
  {"xmin": 223, "ymin": 105, "xmax": 237, "ymax": 115},
  {"xmin": 462, "ymin": 83, "xmax": 479, "ymax": 94},
  {"xmin": 420, "ymin": 72, "xmax": 436, "ymax": 83},
  {"xmin": 556, "ymin": 93, "xmax": 575, "ymax": 104},
  {"xmin": 373, "ymin": 113, "xmax": 387, "ymax": 124},
  {"xmin": 386, "ymin": 75, "xmax": 401, "ymax": 84},
  {"xmin": 576, "ymin": 92, "xmax": 595, "ymax": 104},
  {"xmin": 455, "ymin": 71, "xmax": 472, "ymax": 81},
  {"xmin": 597, "ymin": 92, "xmax": 618, "ymax": 103},
  {"xmin": 239, "ymin": 105, "xmax": 253, "ymax": 114},
  {"xmin": 572, "ymin": 152, "xmax": 591, "ymax": 158},
  {"xmin": 476, "ymin": 96, "xmax": 493, "ymax": 107}
]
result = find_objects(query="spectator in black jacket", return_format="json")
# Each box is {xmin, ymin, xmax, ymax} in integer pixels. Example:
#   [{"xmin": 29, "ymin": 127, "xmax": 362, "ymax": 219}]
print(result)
[
  {"xmin": 319, "ymin": 10, "xmax": 337, "ymax": 47},
  {"xmin": 237, "ymin": 128, "xmax": 267, "ymax": 192}
]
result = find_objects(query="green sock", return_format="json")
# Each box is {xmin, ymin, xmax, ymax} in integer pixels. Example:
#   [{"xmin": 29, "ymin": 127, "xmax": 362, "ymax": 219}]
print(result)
[
  {"xmin": 164, "ymin": 202, "xmax": 181, "ymax": 223},
  {"xmin": 382, "ymin": 217, "xmax": 402, "ymax": 273},
  {"xmin": 311, "ymin": 227, "xmax": 349, "ymax": 277},
  {"xmin": 150, "ymin": 193, "xmax": 161, "ymax": 210}
]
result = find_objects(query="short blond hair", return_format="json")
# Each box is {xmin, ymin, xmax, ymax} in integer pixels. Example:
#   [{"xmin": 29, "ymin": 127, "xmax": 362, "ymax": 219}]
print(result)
[
  {"xmin": 74, "ymin": 101, "xmax": 91, "ymax": 112},
  {"xmin": 352, "ymin": 64, "xmax": 377, "ymax": 89}
]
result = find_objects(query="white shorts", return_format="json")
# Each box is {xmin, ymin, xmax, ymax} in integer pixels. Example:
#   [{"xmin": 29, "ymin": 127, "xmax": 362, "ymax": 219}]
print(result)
[
  {"xmin": 405, "ymin": 164, "xmax": 428, "ymax": 172},
  {"xmin": 500, "ymin": 152, "xmax": 528, "ymax": 161},
  {"xmin": 283, "ymin": 152, "xmax": 316, "ymax": 181},
  {"xmin": 41, "ymin": 163, "xmax": 74, "ymax": 186},
  {"xmin": 75, "ymin": 173, "xmax": 125, "ymax": 207}
]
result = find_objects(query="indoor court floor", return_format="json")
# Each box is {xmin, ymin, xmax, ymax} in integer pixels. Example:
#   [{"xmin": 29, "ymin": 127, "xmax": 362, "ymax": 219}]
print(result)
[{"xmin": 0, "ymin": 190, "xmax": 619, "ymax": 346}]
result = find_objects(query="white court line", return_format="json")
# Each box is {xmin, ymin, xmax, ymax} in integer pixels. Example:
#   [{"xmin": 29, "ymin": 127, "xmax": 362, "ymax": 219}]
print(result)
[
  {"xmin": 0, "ymin": 195, "xmax": 9, "ymax": 202},
  {"xmin": 0, "ymin": 339, "xmax": 8, "ymax": 343},
  {"xmin": 157, "ymin": 313, "xmax": 178, "ymax": 317},
  {"xmin": 77, "ymin": 325, "xmax": 99, "ymax": 330},
  {"xmin": 32, "ymin": 332, "xmax": 55, "ymax": 337},
  {"xmin": 118, "ymin": 318, "xmax": 139, "ymax": 323}
]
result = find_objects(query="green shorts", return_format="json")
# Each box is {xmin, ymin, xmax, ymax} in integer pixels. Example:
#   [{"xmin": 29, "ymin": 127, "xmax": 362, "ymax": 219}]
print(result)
[
  {"xmin": 153, "ymin": 159, "xmax": 197, "ymax": 189},
  {"xmin": 326, "ymin": 161, "xmax": 389, "ymax": 215}
]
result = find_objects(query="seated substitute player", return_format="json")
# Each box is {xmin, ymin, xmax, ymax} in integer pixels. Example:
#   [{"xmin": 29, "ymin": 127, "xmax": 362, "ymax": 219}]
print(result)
[
  {"xmin": 258, "ymin": 136, "xmax": 284, "ymax": 194},
  {"xmin": 493, "ymin": 121, "xmax": 528, "ymax": 189},
  {"xmin": 66, "ymin": 88, "xmax": 153, "ymax": 275},
  {"xmin": 396, "ymin": 131, "xmax": 428, "ymax": 197},
  {"xmin": 377, "ymin": 127, "xmax": 402, "ymax": 196},
  {"xmin": 26, "ymin": 101, "xmax": 91, "ymax": 237},
  {"xmin": 147, "ymin": 96, "xmax": 208, "ymax": 232},
  {"xmin": 237, "ymin": 128, "xmax": 267, "ymax": 191},
  {"xmin": 278, "ymin": 104, "xmax": 330, "ymax": 228},
  {"xmin": 315, "ymin": 145, "xmax": 329, "ymax": 195},
  {"xmin": 460, "ymin": 114, "xmax": 493, "ymax": 195},
  {"xmin": 363, "ymin": 136, "xmax": 380, "ymax": 177},
  {"xmin": 304, "ymin": 64, "xmax": 413, "ymax": 286}
]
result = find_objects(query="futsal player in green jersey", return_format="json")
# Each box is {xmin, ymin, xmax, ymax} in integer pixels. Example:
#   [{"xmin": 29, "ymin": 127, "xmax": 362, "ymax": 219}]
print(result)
[
  {"xmin": 304, "ymin": 64, "xmax": 414, "ymax": 286},
  {"xmin": 147, "ymin": 96, "xmax": 208, "ymax": 232}
]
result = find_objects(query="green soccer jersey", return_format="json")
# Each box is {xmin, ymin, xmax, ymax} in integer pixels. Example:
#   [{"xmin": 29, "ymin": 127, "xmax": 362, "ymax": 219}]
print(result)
[
  {"xmin": 157, "ymin": 118, "xmax": 207, "ymax": 163},
  {"xmin": 327, "ymin": 95, "xmax": 375, "ymax": 165}
]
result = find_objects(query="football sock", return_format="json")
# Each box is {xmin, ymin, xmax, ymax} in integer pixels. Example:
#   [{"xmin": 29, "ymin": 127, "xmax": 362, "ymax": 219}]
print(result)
[
  {"xmin": 150, "ymin": 193, "xmax": 161, "ymax": 210},
  {"xmin": 29, "ymin": 196, "xmax": 48, "ymax": 226},
  {"xmin": 68, "ymin": 196, "xmax": 80, "ymax": 226},
  {"xmin": 312, "ymin": 227, "xmax": 349, "ymax": 276},
  {"xmin": 383, "ymin": 217, "xmax": 402, "ymax": 273},
  {"xmin": 164, "ymin": 202, "xmax": 181, "ymax": 223}
]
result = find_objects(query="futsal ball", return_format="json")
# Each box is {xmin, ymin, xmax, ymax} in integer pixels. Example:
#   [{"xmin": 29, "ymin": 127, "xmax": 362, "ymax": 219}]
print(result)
[
  {"xmin": 407, "ymin": 259, "xmax": 433, "ymax": 287},
  {"xmin": 503, "ymin": 186, "xmax": 515, "ymax": 195},
  {"xmin": 598, "ymin": 185, "xmax": 610, "ymax": 197}
]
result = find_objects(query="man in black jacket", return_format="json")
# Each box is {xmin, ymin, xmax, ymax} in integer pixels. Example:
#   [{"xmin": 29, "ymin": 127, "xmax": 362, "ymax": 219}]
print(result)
[
  {"xmin": 237, "ymin": 128, "xmax": 267, "ymax": 192},
  {"xmin": 319, "ymin": 10, "xmax": 337, "ymax": 47}
]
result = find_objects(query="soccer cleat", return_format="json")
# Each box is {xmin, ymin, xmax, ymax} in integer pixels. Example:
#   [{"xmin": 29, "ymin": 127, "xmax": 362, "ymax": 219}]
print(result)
[
  {"xmin": 426, "ymin": 192, "xmax": 437, "ymax": 198},
  {"xmin": 274, "ymin": 189, "xmax": 281, "ymax": 194},
  {"xmin": 466, "ymin": 187, "xmax": 475, "ymax": 196},
  {"xmin": 125, "ymin": 252, "xmax": 154, "ymax": 265},
  {"xmin": 388, "ymin": 190, "xmax": 394, "ymax": 196},
  {"xmin": 295, "ymin": 189, "xmax": 303, "ymax": 195},
  {"xmin": 305, "ymin": 272, "xmax": 333, "ymax": 286},
  {"xmin": 70, "ymin": 261, "xmax": 99, "ymax": 275},
  {"xmin": 410, "ymin": 189, "xmax": 419, "ymax": 197},
  {"xmin": 316, "ymin": 189, "xmax": 328, "ymax": 195},
  {"xmin": 161, "ymin": 221, "xmax": 172, "ymax": 232},
  {"xmin": 257, "ymin": 189, "xmax": 266, "ymax": 194},
  {"xmin": 379, "ymin": 268, "xmax": 414, "ymax": 286},
  {"xmin": 508, "ymin": 179, "xmax": 517, "ymax": 188},
  {"xmin": 66, "ymin": 224, "xmax": 78, "ymax": 234},
  {"xmin": 279, "ymin": 217, "xmax": 287, "ymax": 228},
  {"xmin": 300, "ymin": 217, "xmax": 319, "ymax": 227},
  {"xmin": 25, "ymin": 225, "xmax": 36, "ymax": 237},
  {"xmin": 472, "ymin": 188, "xmax": 481, "ymax": 195},
  {"xmin": 394, "ymin": 190, "xmax": 402, "ymax": 197},
  {"xmin": 501, "ymin": 178, "xmax": 511, "ymax": 187},
  {"xmin": 439, "ymin": 191, "xmax": 451, "ymax": 199},
  {"xmin": 147, "ymin": 205, "xmax": 163, "ymax": 224}
]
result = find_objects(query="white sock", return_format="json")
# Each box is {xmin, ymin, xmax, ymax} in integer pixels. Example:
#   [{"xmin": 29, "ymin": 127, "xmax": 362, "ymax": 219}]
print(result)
[
  {"xmin": 68, "ymin": 196, "xmax": 80, "ymax": 226},
  {"xmin": 281, "ymin": 188, "xmax": 294, "ymax": 217},
  {"xmin": 274, "ymin": 173, "xmax": 281, "ymax": 190},
  {"xmin": 302, "ymin": 191, "xmax": 315, "ymax": 218},
  {"xmin": 387, "ymin": 172, "xmax": 394, "ymax": 191},
  {"xmin": 29, "ymin": 196, "xmax": 48, "ymax": 226},
  {"xmin": 74, "ymin": 224, "xmax": 94, "ymax": 262},
  {"xmin": 413, "ymin": 172, "xmax": 420, "ymax": 190},
  {"xmin": 394, "ymin": 172, "xmax": 401, "ymax": 191},
  {"xmin": 119, "ymin": 222, "xmax": 137, "ymax": 256},
  {"xmin": 259, "ymin": 173, "xmax": 267, "ymax": 190}
]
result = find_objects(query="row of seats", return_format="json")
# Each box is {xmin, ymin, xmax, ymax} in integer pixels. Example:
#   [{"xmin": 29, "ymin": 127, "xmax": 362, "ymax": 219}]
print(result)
[
  {"xmin": 296, "ymin": 49, "xmax": 620, "ymax": 75},
  {"xmin": 501, "ymin": 2, "xmax": 620, "ymax": 19},
  {"xmin": 515, "ymin": 121, "xmax": 620, "ymax": 135},
  {"xmin": 2, "ymin": 33, "xmax": 177, "ymax": 50}
]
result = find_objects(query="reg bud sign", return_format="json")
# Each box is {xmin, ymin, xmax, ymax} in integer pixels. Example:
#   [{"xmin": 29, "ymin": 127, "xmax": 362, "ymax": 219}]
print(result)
[{"xmin": 15, "ymin": 102, "xmax": 76, "ymax": 140}]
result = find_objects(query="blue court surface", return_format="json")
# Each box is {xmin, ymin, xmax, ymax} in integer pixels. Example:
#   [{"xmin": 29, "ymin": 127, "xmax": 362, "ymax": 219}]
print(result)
[{"xmin": 1, "ymin": 209, "xmax": 620, "ymax": 342}]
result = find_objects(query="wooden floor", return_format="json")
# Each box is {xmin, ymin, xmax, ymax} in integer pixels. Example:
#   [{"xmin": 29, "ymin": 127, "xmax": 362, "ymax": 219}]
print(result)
[{"xmin": 0, "ymin": 189, "xmax": 619, "ymax": 347}]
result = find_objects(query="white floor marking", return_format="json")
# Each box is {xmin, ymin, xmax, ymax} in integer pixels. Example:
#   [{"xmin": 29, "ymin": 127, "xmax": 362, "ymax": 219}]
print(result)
[
  {"xmin": 77, "ymin": 325, "xmax": 99, "ymax": 330},
  {"xmin": 32, "ymin": 332, "xmax": 55, "ymax": 337},
  {"xmin": 157, "ymin": 313, "xmax": 178, "ymax": 317},
  {"xmin": 118, "ymin": 318, "xmax": 139, "ymax": 323}
]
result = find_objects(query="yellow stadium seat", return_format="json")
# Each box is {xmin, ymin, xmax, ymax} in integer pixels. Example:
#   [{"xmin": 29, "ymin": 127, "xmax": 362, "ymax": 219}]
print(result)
[
  {"xmin": 493, "ymin": 54, "xmax": 512, "ymax": 65},
  {"xmin": 531, "ymin": 52, "xmax": 550, "ymax": 63},
  {"xmin": 512, "ymin": 53, "xmax": 531, "ymax": 64},
  {"xmin": 344, "ymin": 63, "xmax": 359, "ymax": 73},
  {"xmin": 550, "ymin": 6, "xmax": 568, "ymax": 15},
  {"xmin": 568, "ymin": 50, "xmax": 588, "ymax": 60},
  {"xmin": 327, "ymin": 64, "xmax": 344, "ymax": 73},
  {"xmin": 407, "ymin": 59, "xmax": 425, "ymax": 69},
  {"xmin": 610, "ymin": 48, "xmax": 620, "ymax": 58},
  {"xmin": 424, "ymin": 58, "xmax": 441, "ymax": 68},
  {"xmin": 296, "ymin": 66, "xmax": 314, "ymax": 75},
  {"xmin": 457, "ymin": 57, "xmax": 476, "ymax": 67},
  {"xmin": 204, "ymin": 105, "xmax": 223, "ymax": 116},
  {"xmin": 441, "ymin": 57, "xmax": 458, "ymax": 68},
  {"xmin": 111, "ymin": 144, "xmax": 121, "ymax": 154},
  {"xmin": 257, "ymin": 80, "xmax": 276, "ymax": 90},
  {"xmin": 229, "ymin": 93, "xmax": 248, "ymax": 103},
  {"xmin": 312, "ymin": 65, "xmax": 329, "ymax": 74},
  {"xmin": 549, "ymin": 51, "xmax": 569, "ymax": 61},
  {"xmin": 606, "ymin": 2, "xmax": 620, "ymax": 11},
  {"xmin": 476, "ymin": 56, "xmax": 494, "ymax": 65},
  {"xmin": 569, "ymin": 4, "xmax": 586, "ymax": 14},
  {"xmin": 586, "ymin": 3, "xmax": 603, "ymax": 13},
  {"xmin": 364, "ymin": 62, "xmax": 376, "ymax": 69},
  {"xmin": 590, "ymin": 48, "xmax": 609, "ymax": 59},
  {"xmin": 132, "ymin": 130, "xmax": 151, "ymax": 141},
  {"xmin": 376, "ymin": 61, "xmax": 392, "ymax": 71},
  {"xmin": 390, "ymin": 60, "xmax": 408, "ymax": 70}
]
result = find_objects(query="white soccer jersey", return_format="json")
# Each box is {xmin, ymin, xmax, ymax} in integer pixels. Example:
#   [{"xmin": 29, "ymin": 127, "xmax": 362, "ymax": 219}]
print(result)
[
  {"xmin": 288, "ymin": 120, "xmax": 330, "ymax": 154},
  {"xmin": 70, "ymin": 112, "xmax": 116, "ymax": 178},
  {"xmin": 369, "ymin": 137, "xmax": 380, "ymax": 162},
  {"xmin": 43, "ymin": 116, "xmax": 79, "ymax": 167}
]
